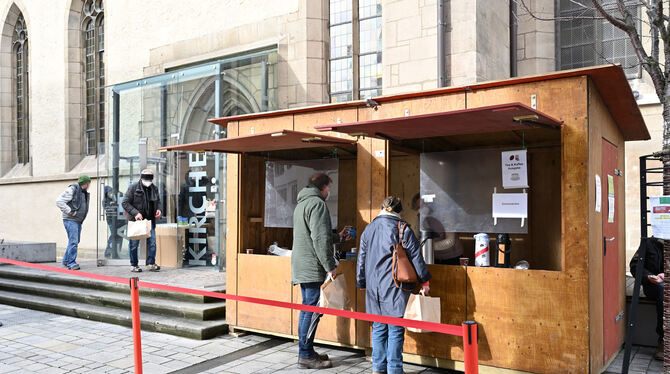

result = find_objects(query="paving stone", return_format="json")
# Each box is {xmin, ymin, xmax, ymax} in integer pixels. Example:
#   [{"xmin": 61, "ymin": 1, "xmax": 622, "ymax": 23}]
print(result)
[{"xmin": 107, "ymin": 357, "xmax": 135, "ymax": 370}]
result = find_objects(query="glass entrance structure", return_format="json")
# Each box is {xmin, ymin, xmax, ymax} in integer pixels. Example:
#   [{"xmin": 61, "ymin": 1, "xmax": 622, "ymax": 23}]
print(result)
[{"xmin": 99, "ymin": 49, "xmax": 278, "ymax": 270}]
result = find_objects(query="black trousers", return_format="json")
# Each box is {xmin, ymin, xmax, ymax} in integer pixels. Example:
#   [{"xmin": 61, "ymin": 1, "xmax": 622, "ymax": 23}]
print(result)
[{"xmin": 642, "ymin": 280, "xmax": 664, "ymax": 343}]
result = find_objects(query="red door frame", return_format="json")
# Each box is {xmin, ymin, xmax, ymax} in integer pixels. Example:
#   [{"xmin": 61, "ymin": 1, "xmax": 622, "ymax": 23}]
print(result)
[{"xmin": 602, "ymin": 139, "xmax": 621, "ymax": 361}]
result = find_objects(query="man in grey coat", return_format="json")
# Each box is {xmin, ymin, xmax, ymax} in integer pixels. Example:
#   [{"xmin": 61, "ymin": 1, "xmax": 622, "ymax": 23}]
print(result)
[
  {"xmin": 56, "ymin": 175, "xmax": 91, "ymax": 270},
  {"xmin": 291, "ymin": 173, "xmax": 351, "ymax": 369}
]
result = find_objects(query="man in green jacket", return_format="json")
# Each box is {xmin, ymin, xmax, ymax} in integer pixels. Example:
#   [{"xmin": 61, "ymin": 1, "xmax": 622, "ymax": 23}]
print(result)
[{"xmin": 292, "ymin": 173, "xmax": 351, "ymax": 369}]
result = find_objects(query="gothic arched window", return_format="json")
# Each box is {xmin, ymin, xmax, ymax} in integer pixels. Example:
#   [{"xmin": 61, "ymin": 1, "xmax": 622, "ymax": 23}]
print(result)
[
  {"xmin": 13, "ymin": 14, "xmax": 28, "ymax": 164},
  {"xmin": 83, "ymin": 0, "xmax": 104, "ymax": 155}
]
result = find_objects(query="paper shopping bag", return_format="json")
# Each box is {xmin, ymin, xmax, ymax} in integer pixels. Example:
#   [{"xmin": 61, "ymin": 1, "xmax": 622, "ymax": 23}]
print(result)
[
  {"xmin": 403, "ymin": 292, "xmax": 441, "ymax": 333},
  {"xmin": 127, "ymin": 219, "xmax": 152, "ymax": 240},
  {"xmin": 319, "ymin": 274, "xmax": 350, "ymax": 310}
]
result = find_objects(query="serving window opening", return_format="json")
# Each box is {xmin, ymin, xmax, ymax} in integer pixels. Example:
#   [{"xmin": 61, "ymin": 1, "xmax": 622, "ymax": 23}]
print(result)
[
  {"xmin": 318, "ymin": 103, "xmax": 564, "ymax": 271},
  {"xmin": 240, "ymin": 143, "xmax": 358, "ymax": 257}
]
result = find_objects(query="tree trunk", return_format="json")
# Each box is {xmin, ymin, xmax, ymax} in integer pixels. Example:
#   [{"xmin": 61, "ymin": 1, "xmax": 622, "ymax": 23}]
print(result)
[{"xmin": 663, "ymin": 104, "xmax": 670, "ymax": 372}]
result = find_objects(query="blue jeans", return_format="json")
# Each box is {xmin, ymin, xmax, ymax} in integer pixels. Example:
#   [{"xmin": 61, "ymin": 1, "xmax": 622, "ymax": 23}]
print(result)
[
  {"xmin": 298, "ymin": 282, "xmax": 322, "ymax": 359},
  {"xmin": 62, "ymin": 220, "xmax": 82, "ymax": 268},
  {"xmin": 372, "ymin": 322, "xmax": 406, "ymax": 374},
  {"xmin": 128, "ymin": 226, "xmax": 156, "ymax": 267}
]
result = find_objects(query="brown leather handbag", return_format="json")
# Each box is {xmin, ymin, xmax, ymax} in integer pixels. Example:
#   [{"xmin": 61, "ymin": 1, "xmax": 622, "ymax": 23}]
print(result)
[{"xmin": 392, "ymin": 221, "xmax": 418, "ymax": 291}]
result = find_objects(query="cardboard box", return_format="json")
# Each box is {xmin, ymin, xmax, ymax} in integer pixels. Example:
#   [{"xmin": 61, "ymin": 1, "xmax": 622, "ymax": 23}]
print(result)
[{"xmin": 155, "ymin": 224, "xmax": 183, "ymax": 268}]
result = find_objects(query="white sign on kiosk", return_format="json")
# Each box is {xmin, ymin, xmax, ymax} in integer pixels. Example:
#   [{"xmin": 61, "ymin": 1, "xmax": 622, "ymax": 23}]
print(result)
[
  {"xmin": 501, "ymin": 149, "xmax": 528, "ymax": 189},
  {"xmin": 492, "ymin": 188, "xmax": 528, "ymax": 227},
  {"xmin": 650, "ymin": 196, "xmax": 670, "ymax": 239}
]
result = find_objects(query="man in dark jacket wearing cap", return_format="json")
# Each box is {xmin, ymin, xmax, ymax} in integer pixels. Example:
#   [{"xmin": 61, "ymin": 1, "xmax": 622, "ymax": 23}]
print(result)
[
  {"xmin": 56, "ymin": 174, "xmax": 91, "ymax": 270},
  {"xmin": 122, "ymin": 169, "xmax": 162, "ymax": 273}
]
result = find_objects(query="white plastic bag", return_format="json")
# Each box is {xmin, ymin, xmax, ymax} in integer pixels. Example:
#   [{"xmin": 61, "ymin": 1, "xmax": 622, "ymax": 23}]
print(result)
[
  {"xmin": 403, "ymin": 290, "xmax": 441, "ymax": 333},
  {"xmin": 319, "ymin": 273, "xmax": 350, "ymax": 310},
  {"xmin": 127, "ymin": 219, "xmax": 151, "ymax": 240},
  {"xmin": 268, "ymin": 243, "xmax": 292, "ymax": 257}
]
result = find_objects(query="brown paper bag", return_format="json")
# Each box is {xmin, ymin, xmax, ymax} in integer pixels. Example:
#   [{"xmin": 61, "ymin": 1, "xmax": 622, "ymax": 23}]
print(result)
[
  {"xmin": 319, "ymin": 274, "xmax": 350, "ymax": 310},
  {"xmin": 403, "ymin": 291, "xmax": 441, "ymax": 333},
  {"xmin": 127, "ymin": 219, "xmax": 152, "ymax": 240}
]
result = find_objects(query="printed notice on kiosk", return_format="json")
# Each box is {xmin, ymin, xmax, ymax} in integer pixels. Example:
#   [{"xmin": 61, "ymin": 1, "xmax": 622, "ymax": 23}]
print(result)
[
  {"xmin": 501, "ymin": 150, "xmax": 528, "ymax": 189},
  {"xmin": 651, "ymin": 196, "xmax": 670, "ymax": 239}
]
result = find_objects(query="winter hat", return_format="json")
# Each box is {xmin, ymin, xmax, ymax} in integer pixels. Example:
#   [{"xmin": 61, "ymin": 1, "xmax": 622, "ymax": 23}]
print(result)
[{"xmin": 78, "ymin": 174, "xmax": 91, "ymax": 185}]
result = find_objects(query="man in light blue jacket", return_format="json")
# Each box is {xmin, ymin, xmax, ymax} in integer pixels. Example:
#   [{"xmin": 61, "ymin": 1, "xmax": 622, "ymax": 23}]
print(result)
[{"xmin": 56, "ymin": 175, "xmax": 91, "ymax": 270}]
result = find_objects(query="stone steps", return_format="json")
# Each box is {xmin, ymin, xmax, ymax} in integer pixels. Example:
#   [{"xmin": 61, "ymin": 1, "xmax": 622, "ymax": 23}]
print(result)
[{"xmin": 0, "ymin": 264, "xmax": 228, "ymax": 340}]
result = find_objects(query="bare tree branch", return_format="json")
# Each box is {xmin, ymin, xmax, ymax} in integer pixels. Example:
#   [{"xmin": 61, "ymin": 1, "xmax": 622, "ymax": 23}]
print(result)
[
  {"xmin": 516, "ymin": 0, "xmax": 608, "ymax": 20},
  {"xmin": 591, "ymin": 0, "xmax": 630, "ymax": 29}
]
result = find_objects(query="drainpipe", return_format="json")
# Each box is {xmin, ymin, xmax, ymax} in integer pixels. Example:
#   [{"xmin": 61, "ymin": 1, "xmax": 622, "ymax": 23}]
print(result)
[
  {"xmin": 509, "ymin": 0, "xmax": 518, "ymax": 77},
  {"xmin": 437, "ymin": 0, "xmax": 447, "ymax": 87}
]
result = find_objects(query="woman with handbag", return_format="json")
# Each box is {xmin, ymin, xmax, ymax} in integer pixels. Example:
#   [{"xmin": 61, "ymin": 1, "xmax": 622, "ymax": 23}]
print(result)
[{"xmin": 356, "ymin": 196, "xmax": 431, "ymax": 374}]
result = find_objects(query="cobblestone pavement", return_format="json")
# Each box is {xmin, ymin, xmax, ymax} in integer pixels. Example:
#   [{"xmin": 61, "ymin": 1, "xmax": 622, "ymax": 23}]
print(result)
[
  {"xmin": 0, "ymin": 304, "xmax": 453, "ymax": 374},
  {"xmin": 605, "ymin": 345, "xmax": 664, "ymax": 374}
]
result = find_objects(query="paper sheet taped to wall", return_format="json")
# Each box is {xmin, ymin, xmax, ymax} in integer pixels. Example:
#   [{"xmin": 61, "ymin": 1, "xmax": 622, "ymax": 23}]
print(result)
[{"xmin": 651, "ymin": 196, "xmax": 670, "ymax": 239}]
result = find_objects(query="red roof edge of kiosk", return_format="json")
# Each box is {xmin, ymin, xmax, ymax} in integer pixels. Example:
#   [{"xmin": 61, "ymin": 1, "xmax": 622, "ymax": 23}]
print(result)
[
  {"xmin": 207, "ymin": 64, "xmax": 649, "ymax": 141},
  {"xmin": 157, "ymin": 130, "xmax": 356, "ymax": 154},
  {"xmin": 314, "ymin": 103, "xmax": 562, "ymax": 140}
]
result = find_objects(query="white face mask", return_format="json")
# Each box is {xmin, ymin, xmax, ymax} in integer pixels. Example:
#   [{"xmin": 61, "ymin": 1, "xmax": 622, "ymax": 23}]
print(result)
[
  {"xmin": 325, "ymin": 190, "xmax": 331, "ymax": 201},
  {"xmin": 142, "ymin": 180, "xmax": 153, "ymax": 187}
]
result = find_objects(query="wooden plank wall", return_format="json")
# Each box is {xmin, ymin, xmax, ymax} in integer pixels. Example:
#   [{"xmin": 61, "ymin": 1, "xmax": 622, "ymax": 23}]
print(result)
[
  {"xmin": 587, "ymin": 78, "xmax": 627, "ymax": 372},
  {"xmin": 237, "ymin": 254, "xmax": 293, "ymax": 334},
  {"xmin": 528, "ymin": 146, "xmax": 562, "ymax": 270}
]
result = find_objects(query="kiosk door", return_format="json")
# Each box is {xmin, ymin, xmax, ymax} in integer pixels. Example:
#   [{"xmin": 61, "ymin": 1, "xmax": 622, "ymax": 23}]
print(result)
[{"xmin": 602, "ymin": 139, "xmax": 621, "ymax": 361}]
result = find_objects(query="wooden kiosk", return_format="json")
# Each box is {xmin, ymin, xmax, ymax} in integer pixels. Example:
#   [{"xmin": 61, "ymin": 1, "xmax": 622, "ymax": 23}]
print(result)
[{"xmin": 161, "ymin": 65, "xmax": 650, "ymax": 373}]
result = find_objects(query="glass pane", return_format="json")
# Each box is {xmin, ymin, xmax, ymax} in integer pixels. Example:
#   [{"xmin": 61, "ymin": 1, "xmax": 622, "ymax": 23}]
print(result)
[
  {"xmin": 330, "ymin": 0, "xmax": 352, "ymax": 25},
  {"xmin": 359, "ymin": 0, "xmax": 382, "ymax": 19},
  {"xmin": 330, "ymin": 23, "xmax": 352, "ymax": 59},
  {"xmin": 330, "ymin": 57, "xmax": 353, "ymax": 100},
  {"xmin": 107, "ymin": 50, "xmax": 277, "ymax": 268}
]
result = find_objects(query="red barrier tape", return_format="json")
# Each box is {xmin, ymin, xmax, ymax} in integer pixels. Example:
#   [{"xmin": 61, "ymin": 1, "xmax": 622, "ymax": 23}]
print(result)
[
  {"xmin": 0, "ymin": 257, "xmax": 462, "ymax": 336},
  {"xmin": 0, "ymin": 257, "xmax": 128, "ymax": 284}
]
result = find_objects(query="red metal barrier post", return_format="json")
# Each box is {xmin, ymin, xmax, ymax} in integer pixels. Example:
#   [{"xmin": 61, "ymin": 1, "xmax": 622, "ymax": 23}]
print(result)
[
  {"xmin": 130, "ymin": 277, "xmax": 143, "ymax": 374},
  {"xmin": 462, "ymin": 321, "xmax": 479, "ymax": 374}
]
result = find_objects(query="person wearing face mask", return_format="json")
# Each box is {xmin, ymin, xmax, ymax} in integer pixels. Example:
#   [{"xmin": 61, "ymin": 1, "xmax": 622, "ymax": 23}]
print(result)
[
  {"xmin": 411, "ymin": 194, "xmax": 463, "ymax": 265},
  {"xmin": 56, "ymin": 175, "xmax": 91, "ymax": 270},
  {"xmin": 122, "ymin": 169, "xmax": 162, "ymax": 273},
  {"xmin": 291, "ymin": 173, "xmax": 352, "ymax": 369}
]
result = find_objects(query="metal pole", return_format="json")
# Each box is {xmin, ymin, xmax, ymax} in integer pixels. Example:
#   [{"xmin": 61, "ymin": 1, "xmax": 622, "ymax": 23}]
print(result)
[
  {"xmin": 462, "ymin": 321, "xmax": 478, "ymax": 374},
  {"xmin": 509, "ymin": 0, "xmax": 518, "ymax": 77},
  {"xmin": 139, "ymin": 138, "xmax": 148, "ymax": 261},
  {"xmin": 622, "ymin": 155, "xmax": 651, "ymax": 374},
  {"xmin": 214, "ymin": 65, "xmax": 223, "ymax": 271},
  {"xmin": 437, "ymin": 0, "xmax": 447, "ymax": 87},
  {"xmin": 112, "ymin": 91, "xmax": 121, "ymax": 261},
  {"xmin": 261, "ymin": 57, "xmax": 268, "ymax": 112},
  {"xmin": 129, "ymin": 277, "xmax": 143, "ymax": 374}
]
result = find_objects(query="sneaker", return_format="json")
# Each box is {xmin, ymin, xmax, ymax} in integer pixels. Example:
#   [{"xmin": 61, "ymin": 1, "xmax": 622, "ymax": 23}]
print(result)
[
  {"xmin": 298, "ymin": 357, "xmax": 333, "ymax": 369},
  {"xmin": 147, "ymin": 264, "xmax": 161, "ymax": 272},
  {"xmin": 68, "ymin": 264, "xmax": 80, "ymax": 270},
  {"xmin": 655, "ymin": 344, "xmax": 663, "ymax": 360},
  {"xmin": 131, "ymin": 266, "xmax": 142, "ymax": 273}
]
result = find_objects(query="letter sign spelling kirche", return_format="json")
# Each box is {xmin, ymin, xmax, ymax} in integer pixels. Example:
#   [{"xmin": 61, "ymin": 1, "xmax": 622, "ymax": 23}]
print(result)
[{"xmin": 187, "ymin": 153, "xmax": 207, "ymax": 266}]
